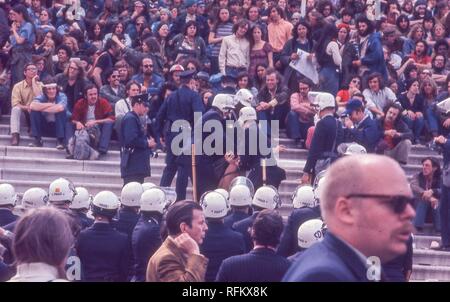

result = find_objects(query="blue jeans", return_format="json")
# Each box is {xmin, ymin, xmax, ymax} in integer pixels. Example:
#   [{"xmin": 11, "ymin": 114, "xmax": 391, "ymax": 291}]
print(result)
[
  {"xmin": 403, "ymin": 115, "xmax": 425, "ymax": 141},
  {"xmin": 414, "ymin": 198, "xmax": 441, "ymax": 231},
  {"xmin": 425, "ymin": 106, "xmax": 439, "ymax": 135},
  {"xmin": 440, "ymin": 185, "xmax": 450, "ymax": 246},
  {"xmin": 257, "ymin": 102, "xmax": 290, "ymax": 136},
  {"xmin": 30, "ymin": 110, "xmax": 66, "ymax": 139},
  {"xmin": 319, "ymin": 66, "xmax": 339, "ymax": 96},
  {"xmin": 286, "ymin": 111, "xmax": 313, "ymax": 140},
  {"xmin": 225, "ymin": 66, "xmax": 247, "ymax": 78}
]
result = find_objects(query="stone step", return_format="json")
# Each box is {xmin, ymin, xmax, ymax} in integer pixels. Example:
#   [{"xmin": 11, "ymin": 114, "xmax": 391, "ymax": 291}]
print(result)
[
  {"xmin": 411, "ymin": 264, "xmax": 450, "ymax": 281},
  {"xmin": 408, "ymin": 154, "xmax": 443, "ymax": 166},
  {"xmin": 414, "ymin": 235, "xmax": 441, "ymax": 249},
  {"xmin": 413, "ymin": 248, "xmax": 450, "ymax": 267}
]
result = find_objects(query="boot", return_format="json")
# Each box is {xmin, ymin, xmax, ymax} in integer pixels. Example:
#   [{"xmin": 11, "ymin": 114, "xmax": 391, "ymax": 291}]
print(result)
[{"xmin": 11, "ymin": 133, "xmax": 19, "ymax": 146}]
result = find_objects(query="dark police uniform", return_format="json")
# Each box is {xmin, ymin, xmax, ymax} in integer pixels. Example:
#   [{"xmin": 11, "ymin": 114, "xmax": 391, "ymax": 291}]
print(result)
[
  {"xmin": 277, "ymin": 206, "xmax": 321, "ymax": 257},
  {"xmin": 232, "ymin": 212, "xmax": 260, "ymax": 253},
  {"xmin": 224, "ymin": 210, "xmax": 251, "ymax": 229},
  {"xmin": 0, "ymin": 209, "xmax": 18, "ymax": 227},
  {"xmin": 200, "ymin": 220, "xmax": 245, "ymax": 282},
  {"xmin": 131, "ymin": 213, "xmax": 162, "ymax": 282},
  {"xmin": 120, "ymin": 97, "xmax": 152, "ymax": 185},
  {"xmin": 71, "ymin": 210, "xmax": 94, "ymax": 230},
  {"xmin": 156, "ymin": 70, "xmax": 204, "ymax": 200},
  {"xmin": 75, "ymin": 222, "xmax": 130, "ymax": 282}
]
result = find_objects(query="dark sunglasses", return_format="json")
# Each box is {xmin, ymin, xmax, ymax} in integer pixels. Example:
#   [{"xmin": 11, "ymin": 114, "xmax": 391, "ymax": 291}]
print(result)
[
  {"xmin": 143, "ymin": 64, "xmax": 153, "ymax": 68},
  {"xmin": 346, "ymin": 194, "xmax": 414, "ymax": 214}
]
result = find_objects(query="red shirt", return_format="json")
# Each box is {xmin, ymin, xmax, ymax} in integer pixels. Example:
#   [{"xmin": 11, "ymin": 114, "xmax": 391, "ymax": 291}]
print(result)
[
  {"xmin": 71, "ymin": 97, "xmax": 115, "ymax": 124},
  {"xmin": 383, "ymin": 122, "xmax": 395, "ymax": 149}
]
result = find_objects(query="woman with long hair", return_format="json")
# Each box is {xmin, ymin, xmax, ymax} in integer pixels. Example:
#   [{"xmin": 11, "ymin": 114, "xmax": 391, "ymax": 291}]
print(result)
[
  {"xmin": 170, "ymin": 21, "xmax": 208, "ymax": 66},
  {"xmin": 420, "ymin": 77, "xmax": 440, "ymax": 137},
  {"xmin": 6, "ymin": 4, "xmax": 36, "ymax": 85},
  {"xmin": 398, "ymin": 78, "xmax": 426, "ymax": 143},
  {"xmin": 403, "ymin": 24, "xmax": 425, "ymax": 57},
  {"xmin": 248, "ymin": 25, "xmax": 273, "ymax": 78},
  {"xmin": 87, "ymin": 23, "xmax": 105, "ymax": 51},
  {"xmin": 103, "ymin": 21, "xmax": 132, "ymax": 48},
  {"xmin": 396, "ymin": 14, "xmax": 411, "ymax": 36},
  {"xmin": 208, "ymin": 8, "xmax": 233, "ymax": 74}
]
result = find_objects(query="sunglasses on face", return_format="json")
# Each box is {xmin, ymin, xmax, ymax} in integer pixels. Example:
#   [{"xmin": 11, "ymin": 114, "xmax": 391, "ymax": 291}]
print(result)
[
  {"xmin": 143, "ymin": 64, "xmax": 153, "ymax": 68},
  {"xmin": 346, "ymin": 194, "xmax": 414, "ymax": 214}
]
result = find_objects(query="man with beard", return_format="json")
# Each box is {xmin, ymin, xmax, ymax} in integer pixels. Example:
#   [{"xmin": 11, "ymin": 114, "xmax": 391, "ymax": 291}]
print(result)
[
  {"xmin": 131, "ymin": 57, "xmax": 164, "ymax": 97},
  {"xmin": 352, "ymin": 16, "xmax": 388, "ymax": 82},
  {"xmin": 100, "ymin": 68, "xmax": 126, "ymax": 107},
  {"xmin": 92, "ymin": 39, "xmax": 120, "ymax": 88},
  {"xmin": 283, "ymin": 154, "xmax": 415, "ymax": 281}
]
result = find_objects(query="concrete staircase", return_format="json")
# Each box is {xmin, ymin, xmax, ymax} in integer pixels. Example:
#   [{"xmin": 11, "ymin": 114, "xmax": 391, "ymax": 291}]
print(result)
[{"xmin": 0, "ymin": 114, "xmax": 449, "ymax": 281}]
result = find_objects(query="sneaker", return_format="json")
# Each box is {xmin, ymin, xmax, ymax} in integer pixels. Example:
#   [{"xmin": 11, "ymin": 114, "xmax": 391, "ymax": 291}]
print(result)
[
  {"xmin": 28, "ymin": 138, "xmax": 43, "ymax": 147},
  {"xmin": 56, "ymin": 139, "xmax": 65, "ymax": 150}
]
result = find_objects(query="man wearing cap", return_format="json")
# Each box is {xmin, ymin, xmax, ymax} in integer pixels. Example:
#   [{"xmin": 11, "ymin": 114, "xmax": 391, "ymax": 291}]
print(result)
[
  {"xmin": 156, "ymin": 69, "xmax": 205, "ymax": 200},
  {"xmin": 120, "ymin": 93, "xmax": 155, "ymax": 185},
  {"xmin": 29, "ymin": 80, "xmax": 69, "ymax": 149},
  {"xmin": 342, "ymin": 99, "xmax": 381, "ymax": 153},
  {"xmin": 171, "ymin": 0, "xmax": 209, "ymax": 41}
]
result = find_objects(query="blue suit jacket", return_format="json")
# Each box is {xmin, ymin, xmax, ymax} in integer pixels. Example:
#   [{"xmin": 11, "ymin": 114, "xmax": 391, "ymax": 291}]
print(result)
[
  {"xmin": 232, "ymin": 212, "xmax": 259, "ymax": 253},
  {"xmin": 283, "ymin": 232, "xmax": 370, "ymax": 282},
  {"xmin": 0, "ymin": 209, "xmax": 17, "ymax": 227},
  {"xmin": 224, "ymin": 211, "xmax": 251, "ymax": 229},
  {"xmin": 215, "ymin": 247, "xmax": 291, "ymax": 282},
  {"xmin": 344, "ymin": 116, "xmax": 382, "ymax": 153},
  {"xmin": 200, "ymin": 221, "xmax": 245, "ymax": 282}
]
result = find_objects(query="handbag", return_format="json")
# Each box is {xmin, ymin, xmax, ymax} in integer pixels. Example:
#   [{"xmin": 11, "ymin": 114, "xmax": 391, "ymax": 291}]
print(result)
[{"xmin": 314, "ymin": 120, "xmax": 339, "ymax": 175}]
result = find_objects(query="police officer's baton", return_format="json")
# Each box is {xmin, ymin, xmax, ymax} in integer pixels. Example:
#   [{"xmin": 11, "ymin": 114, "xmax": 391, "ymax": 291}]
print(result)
[
  {"xmin": 192, "ymin": 144, "xmax": 198, "ymax": 202},
  {"xmin": 262, "ymin": 158, "xmax": 267, "ymax": 186}
]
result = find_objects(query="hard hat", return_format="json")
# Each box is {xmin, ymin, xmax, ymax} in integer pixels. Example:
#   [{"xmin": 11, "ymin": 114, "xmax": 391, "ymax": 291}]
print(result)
[
  {"xmin": 345, "ymin": 143, "xmax": 367, "ymax": 155},
  {"xmin": 297, "ymin": 219, "xmax": 326, "ymax": 249},
  {"xmin": 238, "ymin": 107, "xmax": 257, "ymax": 124},
  {"xmin": 140, "ymin": 187, "xmax": 167, "ymax": 213},
  {"xmin": 313, "ymin": 174, "xmax": 327, "ymax": 202},
  {"xmin": 252, "ymin": 185, "xmax": 280, "ymax": 210},
  {"xmin": 214, "ymin": 188, "xmax": 229, "ymax": 200},
  {"xmin": 229, "ymin": 184, "xmax": 252, "ymax": 207},
  {"xmin": 21, "ymin": 187, "xmax": 48, "ymax": 209},
  {"xmin": 161, "ymin": 187, "xmax": 177, "ymax": 208},
  {"xmin": 48, "ymin": 178, "xmax": 76, "ymax": 203},
  {"xmin": 292, "ymin": 185, "xmax": 316, "ymax": 209},
  {"xmin": 121, "ymin": 182, "xmax": 144, "ymax": 207},
  {"xmin": 235, "ymin": 89, "xmax": 255, "ymax": 107},
  {"xmin": 142, "ymin": 182, "xmax": 156, "ymax": 191},
  {"xmin": 92, "ymin": 191, "xmax": 120, "ymax": 217},
  {"xmin": 229, "ymin": 176, "xmax": 255, "ymax": 196},
  {"xmin": 200, "ymin": 191, "xmax": 230, "ymax": 219},
  {"xmin": 0, "ymin": 184, "xmax": 17, "ymax": 206},
  {"xmin": 70, "ymin": 187, "xmax": 92, "ymax": 210},
  {"xmin": 313, "ymin": 92, "xmax": 335, "ymax": 111},
  {"xmin": 212, "ymin": 93, "xmax": 235, "ymax": 113}
]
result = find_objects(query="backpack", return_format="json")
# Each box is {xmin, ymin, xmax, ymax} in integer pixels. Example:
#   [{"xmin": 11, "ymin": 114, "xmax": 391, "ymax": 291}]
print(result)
[{"xmin": 67, "ymin": 129, "xmax": 99, "ymax": 160}]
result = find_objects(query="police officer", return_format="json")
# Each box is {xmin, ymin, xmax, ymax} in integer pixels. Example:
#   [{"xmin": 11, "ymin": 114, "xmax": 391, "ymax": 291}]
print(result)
[
  {"xmin": 224, "ymin": 181, "xmax": 253, "ymax": 229},
  {"xmin": 233, "ymin": 185, "xmax": 280, "ymax": 252},
  {"xmin": 131, "ymin": 187, "xmax": 166, "ymax": 282},
  {"xmin": 48, "ymin": 177, "xmax": 77, "ymax": 210},
  {"xmin": 216, "ymin": 74, "xmax": 238, "ymax": 95},
  {"xmin": 75, "ymin": 191, "xmax": 130, "ymax": 282},
  {"xmin": 69, "ymin": 187, "xmax": 94, "ymax": 230},
  {"xmin": 115, "ymin": 182, "xmax": 143, "ymax": 239},
  {"xmin": 288, "ymin": 219, "xmax": 326, "ymax": 263},
  {"xmin": 199, "ymin": 191, "xmax": 245, "ymax": 281},
  {"xmin": 156, "ymin": 69, "xmax": 205, "ymax": 200},
  {"xmin": 277, "ymin": 185, "xmax": 322, "ymax": 257},
  {"xmin": 120, "ymin": 93, "xmax": 155, "ymax": 185},
  {"xmin": 0, "ymin": 184, "xmax": 18, "ymax": 227}
]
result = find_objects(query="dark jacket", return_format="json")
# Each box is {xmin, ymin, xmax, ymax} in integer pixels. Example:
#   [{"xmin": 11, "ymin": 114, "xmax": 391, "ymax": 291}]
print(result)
[
  {"xmin": 376, "ymin": 117, "xmax": 414, "ymax": 147},
  {"xmin": 360, "ymin": 32, "xmax": 388, "ymax": 81},
  {"xmin": 200, "ymin": 220, "xmax": 245, "ymax": 282},
  {"xmin": 215, "ymin": 247, "xmax": 291, "ymax": 282},
  {"xmin": 99, "ymin": 84, "xmax": 126, "ymax": 107},
  {"xmin": 0, "ymin": 209, "xmax": 18, "ymax": 228},
  {"xmin": 410, "ymin": 171, "xmax": 441, "ymax": 200},
  {"xmin": 397, "ymin": 93, "xmax": 425, "ymax": 114},
  {"xmin": 224, "ymin": 211, "xmax": 251, "ymax": 229},
  {"xmin": 344, "ymin": 115, "xmax": 382, "ymax": 152},
  {"xmin": 54, "ymin": 74, "xmax": 90, "ymax": 112},
  {"xmin": 120, "ymin": 111, "xmax": 151, "ymax": 178},
  {"xmin": 232, "ymin": 212, "xmax": 259, "ymax": 253},
  {"xmin": 75, "ymin": 223, "xmax": 130, "ymax": 282},
  {"xmin": 283, "ymin": 232, "xmax": 373, "ymax": 281}
]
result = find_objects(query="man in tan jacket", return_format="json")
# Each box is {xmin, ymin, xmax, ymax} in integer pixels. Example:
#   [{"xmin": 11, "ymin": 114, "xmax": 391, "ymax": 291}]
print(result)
[{"xmin": 146, "ymin": 200, "xmax": 209, "ymax": 282}]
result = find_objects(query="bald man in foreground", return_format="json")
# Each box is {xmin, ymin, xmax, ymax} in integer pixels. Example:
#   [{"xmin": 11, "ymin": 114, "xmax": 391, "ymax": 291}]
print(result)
[{"xmin": 283, "ymin": 154, "xmax": 415, "ymax": 282}]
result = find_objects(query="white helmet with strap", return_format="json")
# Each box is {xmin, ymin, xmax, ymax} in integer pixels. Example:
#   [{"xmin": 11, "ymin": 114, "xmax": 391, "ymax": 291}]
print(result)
[
  {"xmin": 200, "ymin": 191, "xmax": 230, "ymax": 219},
  {"xmin": 92, "ymin": 191, "xmax": 120, "ymax": 217},
  {"xmin": 238, "ymin": 107, "xmax": 257, "ymax": 126},
  {"xmin": 229, "ymin": 184, "xmax": 252, "ymax": 207},
  {"xmin": 297, "ymin": 219, "xmax": 326, "ymax": 249},
  {"xmin": 292, "ymin": 185, "xmax": 316, "ymax": 209},
  {"xmin": 142, "ymin": 182, "xmax": 156, "ymax": 191},
  {"xmin": 70, "ymin": 187, "xmax": 92, "ymax": 210},
  {"xmin": 212, "ymin": 93, "xmax": 235, "ymax": 113},
  {"xmin": 252, "ymin": 185, "xmax": 280, "ymax": 210},
  {"xmin": 214, "ymin": 188, "xmax": 229, "ymax": 201},
  {"xmin": 140, "ymin": 187, "xmax": 167, "ymax": 213},
  {"xmin": 0, "ymin": 184, "xmax": 17, "ymax": 206},
  {"xmin": 48, "ymin": 178, "xmax": 76, "ymax": 203},
  {"xmin": 121, "ymin": 182, "xmax": 144, "ymax": 207},
  {"xmin": 21, "ymin": 187, "xmax": 48, "ymax": 209},
  {"xmin": 235, "ymin": 88, "xmax": 255, "ymax": 107}
]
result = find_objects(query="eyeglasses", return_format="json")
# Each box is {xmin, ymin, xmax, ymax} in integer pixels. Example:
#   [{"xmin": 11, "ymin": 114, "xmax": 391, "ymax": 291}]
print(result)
[
  {"xmin": 346, "ymin": 194, "xmax": 414, "ymax": 214},
  {"xmin": 143, "ymin": 64, "xmax": 153, "ymax": 68},
  {"xmin": 111, "ymin": 75, "xmax": 120, "ymax": 78},
  {"xmin": 351, "ymin": 80, "xmax": 360, "ymax": 84}
]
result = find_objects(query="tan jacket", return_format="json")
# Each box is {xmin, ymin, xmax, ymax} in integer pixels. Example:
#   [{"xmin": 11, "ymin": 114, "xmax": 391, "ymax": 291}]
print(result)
[{"xmin": 146, "ymin": 237, "xmax": 208, "ymax": 282}]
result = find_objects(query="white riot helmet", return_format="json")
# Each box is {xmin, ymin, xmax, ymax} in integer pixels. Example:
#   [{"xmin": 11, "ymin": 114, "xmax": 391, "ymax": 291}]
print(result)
[
  {"xmin": 252, "ymin": 185, "xmax": 280, "ymax": 210},
  {"xmin": 297, "ymin": 219, "xmax": 326, "ymax": 249},
  {"xmin": 212, "ymin": 94, "xmax": 235, "ymax": 113},
  {"xmin": 48, "ymin": 178, "xmax": 76, "ymax": 203},
  {"xmin": 229, "ymin": 184, "xmax": 252, "ymax": 207},
  {"xmin": 313, "ymin": 92, "xmax": 335, "ymax": 112},
  {"xmin": 230, "ymin": 176, "xmax": 255, "ymax": 196},
  {"xmin": 21, "ymin": 187, "xmax": 48, "ymax": 210},
  {"xmin": 121, "ymin": 182, "xmax": 144, "ymax": 207},
  {"xmin": 161, "ymin": 187, "xmax": 177, "ymax": 208},
  {"xmin": 140, "ymin": 187, "xmax": 167, "ymax": 213},
  {"xmin": 238, "ymin": 107, "xmax": 257, "ymax": 126},
  {"xmin": 313, "ymin": 175, "xmax": 326, "ymax": 202},
  {"xmin": 0, "ymin": 184, "xmax": 17, "ymax": 206},
  {"xmin": 70, "ymin": 187, "xmax": 92, "ymax": 210},
  {"xmin": 235, "ymin": 88, "xmax": 255, "ymax": 107},
  {"xmin": 92, "ymin": 191, "xmax": 120, "ymax": 218},
  {"xmin": 345, "ymin": 143, "xmax": 367, "ymax": 155},
  {"xmin": 214, "ymin": 188, "xmax": 229, "ymax": 200},
  {"xmin": 142, "ymin": 182, "xmax": 156, "ymax": 191},
  {"xmin": 200, "ymin": 191, "xmax": 230, "ymax": 219},
  {"xmin": 292, "ymin": 185, "xmax": 316, "ymax": 209}
]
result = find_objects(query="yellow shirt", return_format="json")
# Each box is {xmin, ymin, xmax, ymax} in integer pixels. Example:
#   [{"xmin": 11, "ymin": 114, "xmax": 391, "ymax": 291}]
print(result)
[
  {"xmin": 11, "ymin": 79, "xmax": 43, "ymax": 107},
  {"xmin": 268, "ymin": 19, "xmax": 293, "ymax": 52}
]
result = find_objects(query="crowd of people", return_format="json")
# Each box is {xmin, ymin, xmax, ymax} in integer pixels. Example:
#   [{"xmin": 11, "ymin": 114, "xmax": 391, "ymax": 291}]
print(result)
[{"xmin": 0, "ymin": 0, "xmax": 448, "ymax": 282}]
